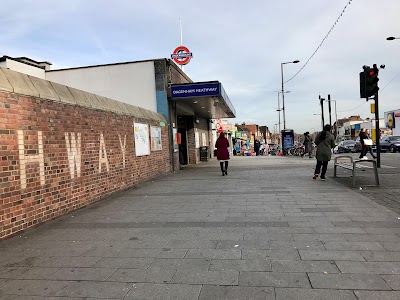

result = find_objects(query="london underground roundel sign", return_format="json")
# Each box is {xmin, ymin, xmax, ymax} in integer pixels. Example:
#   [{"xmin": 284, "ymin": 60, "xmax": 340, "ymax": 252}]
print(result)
[{"xmin": 171, "ymin": 45, "xmax": 193, "ymax": 65}]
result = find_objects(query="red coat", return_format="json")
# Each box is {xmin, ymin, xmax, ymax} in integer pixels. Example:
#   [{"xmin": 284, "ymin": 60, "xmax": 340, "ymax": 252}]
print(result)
[{"xmin": 215, "ymin": 135, "xmax": 230, "ymax": 160}]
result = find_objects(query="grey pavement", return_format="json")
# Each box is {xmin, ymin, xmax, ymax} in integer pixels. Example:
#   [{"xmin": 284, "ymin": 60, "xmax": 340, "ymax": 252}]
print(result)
[{"xmin": 0, "ymin": 155, "xmax": 400, "ymax": 299}]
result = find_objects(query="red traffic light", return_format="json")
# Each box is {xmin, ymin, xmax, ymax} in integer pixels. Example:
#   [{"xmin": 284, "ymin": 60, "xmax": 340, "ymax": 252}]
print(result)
[{"xmin": 369, "ymin": 70, "xmax": 375, "ymax": 76}]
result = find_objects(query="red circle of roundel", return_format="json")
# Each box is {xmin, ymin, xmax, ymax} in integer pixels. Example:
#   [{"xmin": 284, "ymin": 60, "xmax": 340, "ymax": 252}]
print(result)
[{"xmin": 172, "ymin": 45, "xmax": 191, "ymax": 65}]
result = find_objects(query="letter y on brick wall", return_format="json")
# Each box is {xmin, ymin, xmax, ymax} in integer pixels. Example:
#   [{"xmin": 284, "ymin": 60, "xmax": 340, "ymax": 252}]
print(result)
[
  {"xmin": 18, "ymin": 130, "xmax": 45, "ymax": 189},
  {"xmin": 118, "ymin": 134, "xmax": 126, "ymax": 168}
]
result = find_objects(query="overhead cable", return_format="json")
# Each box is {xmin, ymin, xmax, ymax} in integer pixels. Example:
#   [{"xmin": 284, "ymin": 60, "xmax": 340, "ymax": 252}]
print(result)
[{"xmin": 285, "ymin": 0, "xmax": 353, "ymax": 84}]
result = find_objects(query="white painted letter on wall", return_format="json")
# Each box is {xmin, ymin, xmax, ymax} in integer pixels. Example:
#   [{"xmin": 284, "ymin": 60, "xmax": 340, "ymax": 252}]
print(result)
[
  {"xmin": 18, "ymin": 130, "xmax": 45, "ymax": 189},
  {"xmin": 118, "ymin": 134, "xmax": 126, "ymax": 168},
  {"xmin": 98, "ymin": 133, "xmax": 109, "ymax": 173},
  {"xmin": 65, "ymin": 132, "xmax": 82, "ymax": 179}
]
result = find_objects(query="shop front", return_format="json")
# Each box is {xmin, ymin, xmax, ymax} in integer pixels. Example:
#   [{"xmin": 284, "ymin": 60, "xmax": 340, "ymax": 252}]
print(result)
[{"xmin": 169, "ymin": 81, "xmax": 235, "ymax": 165}]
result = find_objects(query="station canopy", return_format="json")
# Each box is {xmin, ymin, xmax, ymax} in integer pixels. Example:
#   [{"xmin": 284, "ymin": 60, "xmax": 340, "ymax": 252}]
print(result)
[{"xmin": 170, "ymin": 81, "xmax": 236, "ymax": 119}]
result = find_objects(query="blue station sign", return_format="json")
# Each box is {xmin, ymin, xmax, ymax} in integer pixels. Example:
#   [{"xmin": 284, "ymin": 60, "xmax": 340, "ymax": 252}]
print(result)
[{"xmin": 171, "ymin": 82, "xmax": 220, "ymax": 99}]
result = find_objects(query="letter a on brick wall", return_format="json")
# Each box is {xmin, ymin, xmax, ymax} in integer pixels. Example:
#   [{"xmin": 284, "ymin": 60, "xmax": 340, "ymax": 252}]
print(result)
[
  {"xmin": 99, "ymin": 133, "xmax": 109, "ymax": 173},
  {"xmin": 118, "ymin": 134, "xmax": 126, "ymax": 168},
  {"xmin": 18, "ymin": 130, "xmax": 45, "ymax": 189},
  {"xmin": 65, "ymin": 132, "xmax": 82, "ymax": 179}
]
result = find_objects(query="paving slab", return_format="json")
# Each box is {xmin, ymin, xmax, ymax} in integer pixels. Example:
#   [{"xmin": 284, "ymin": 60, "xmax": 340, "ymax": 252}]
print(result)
[
  {"xmin": 271, "ymin": 259, "xmax": 340, "ymax": 273},
  {"xmin": 171, "ymin": 270, "xmax": 238, "ymax": 285},
  {"xmin": 381, "ymin": 274, "xmax": 400, "ymax": 290},
  {"xmin": 299, "ymin": 250, "xmax": 366, "ymax": 261},
  {"xmin": 106, "ymin": 268, "xmax": 176, "ymax": 283},
  {"xmin": 308, "ymin": 273, "xmax": 391, "ymax": 290},
  {"xmin": 354, "ymin": 290, "xmax": 400, "ymax": 300},
  {"xmin": 56, "ymin": 281, "xmax": 133, "ymax": 298},
  {"xmin": 124, "ymin": 283, "xmax": 201, "ymax": 300},
  {"xmin": 0, "ymin": 279, "xmax": 70, "ymax": 297},
  {"xmin": 239, "ymin": 271, "xmax": 310, "ymax": 288},
  {"xmin": 360, "ymin": 251, "xmax": 400, "ymax": 261},
  {"xmin": 209, "ymin": 258, "xmax": 271, "ymax": 271},
  {"xmin": 275, "ymin": 288, "xmax": 358, "ymax": 300},
  {"xmin": 335, "ymin": 261, "xmax": 400, "ymax": 274},
  {"xmin": 198, "ymin": 285, "xmax": 275, "ymax": 300}
]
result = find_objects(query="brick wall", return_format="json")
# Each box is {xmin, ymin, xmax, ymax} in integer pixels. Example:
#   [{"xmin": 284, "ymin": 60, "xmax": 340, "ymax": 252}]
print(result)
[{"xmin": 0, "ymin": 88, "xmax": 170, "ymax": 240}]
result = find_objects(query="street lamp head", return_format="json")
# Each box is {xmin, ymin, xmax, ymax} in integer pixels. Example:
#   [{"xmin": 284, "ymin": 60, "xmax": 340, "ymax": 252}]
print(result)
[
  {"xmin": 387, "ymin": 36, "xmax": 396, "ymax": 40},
  {"xmin": 293, "ymin": 60, "xmax": 300, "ymax": 63},
  {"xmin": 277, "ymin": 90, "xmax": 291, "ymax": 94}
]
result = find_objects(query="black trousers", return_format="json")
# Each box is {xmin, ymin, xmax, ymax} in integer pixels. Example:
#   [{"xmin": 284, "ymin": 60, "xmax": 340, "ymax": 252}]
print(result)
[
  {"xmin": 359, "ymin": 145, "xmax": 367, "ymax": 158},
  {"xmin": 220, "ymin": 161, "xmax": 228, "ymax": 172},
  {"xmin": 314, "ymin": 160, "xmax": 328, "ymax": 177}
]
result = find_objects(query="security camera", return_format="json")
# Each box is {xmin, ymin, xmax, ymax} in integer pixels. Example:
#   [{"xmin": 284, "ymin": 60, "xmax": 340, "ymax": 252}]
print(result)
[{"xmin": 380, "ymin": 64, "xmax": 385, "ymax": 69}]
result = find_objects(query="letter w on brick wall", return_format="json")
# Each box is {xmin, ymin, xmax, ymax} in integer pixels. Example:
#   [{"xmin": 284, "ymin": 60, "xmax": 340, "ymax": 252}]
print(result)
[
  {"xmin": 17, "ymin": 130, "xmax": 45, "ymax": 189},
  {"xmin": 65, "ymin": 132, "xmax": 82, "ymax": 179}
]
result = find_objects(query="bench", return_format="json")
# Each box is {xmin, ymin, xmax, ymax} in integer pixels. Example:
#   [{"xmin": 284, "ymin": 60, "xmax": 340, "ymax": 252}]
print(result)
[{"xmin": 333, "ymin": 155, "xmax": 379, "ymax": 187}]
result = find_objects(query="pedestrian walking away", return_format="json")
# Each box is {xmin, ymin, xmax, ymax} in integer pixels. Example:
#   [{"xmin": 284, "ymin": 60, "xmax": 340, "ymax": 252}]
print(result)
[
  {"xmin": 301, "ymin": 131, "xmax": 313, "ymax": 158},
  {"xmin": 358, "ymin": 128, "xmax": 369, "ymax": 160},
  {"xmin": 365, "ymin": 129, "xmax": 376, "ymax": 159},
  {"xmin": 313, "ymin": 124, "xmax": 335, "ymax": 181},
  {"xmin": 215, "ymin": 132, "xmax": 230, "ymax": 176},
  {"xmin": 254, "ymin": 139, "xmax": 261, "ymax": 156}
]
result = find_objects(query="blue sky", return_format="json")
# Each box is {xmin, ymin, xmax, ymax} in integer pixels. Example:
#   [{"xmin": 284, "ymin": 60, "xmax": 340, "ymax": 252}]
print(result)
[{"xmin": 2, "ymin": 0, "xmax": 400, "ymax": 132}]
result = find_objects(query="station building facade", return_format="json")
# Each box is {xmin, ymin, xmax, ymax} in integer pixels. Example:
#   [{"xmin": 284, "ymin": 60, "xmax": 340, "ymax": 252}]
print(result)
[{"xmin": 1, "ymin": 56, "xmax": 236, "ymax": 171}]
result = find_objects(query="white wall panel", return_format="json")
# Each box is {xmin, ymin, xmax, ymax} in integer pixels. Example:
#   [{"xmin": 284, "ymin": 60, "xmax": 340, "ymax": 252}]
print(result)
[{"xmin": 46, "ymin": 61, "xmax": 157, "ymax": 112}]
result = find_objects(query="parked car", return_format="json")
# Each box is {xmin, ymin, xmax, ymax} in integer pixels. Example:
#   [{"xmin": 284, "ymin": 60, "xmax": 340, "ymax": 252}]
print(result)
[
  {"xmin": 354, "ymin": 137, "xmax": 376, "ymax": 152},
  {"xmin": 380, "ymin": 136, "xmax": 400, "ymax": 153},
  {"xmin": 333, "ymin": 140, "xmax": 357, "ymax": 154}
]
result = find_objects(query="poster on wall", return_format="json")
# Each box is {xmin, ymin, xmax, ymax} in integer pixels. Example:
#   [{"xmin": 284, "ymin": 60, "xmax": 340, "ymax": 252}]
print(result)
[
  {"xmin": 134, "ymin": 123, "xmax": 150, "ymax": 156},
  {"xmin": 386, "ymin": 112, "xmax": 395, "ymax": 129},
  {"xmin": 202, "ymin": 132, "xmax": 206, "ymax": 146},
  {"xmin": 195, "ymin": 131, "xmax": 200, "ymax": 148},
  {"xmin": 173, "ymin": 128, "xmax": 178, "ymax": 152},
  {"xmin": 150, "ymin": 126, "xmax": 162, "ymax": 151}
]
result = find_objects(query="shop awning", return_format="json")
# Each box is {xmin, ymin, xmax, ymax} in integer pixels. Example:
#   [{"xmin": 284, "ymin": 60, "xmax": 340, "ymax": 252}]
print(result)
[{"xmin": 169, "ymin": 81, "xmax": 236, "ymax": 119}]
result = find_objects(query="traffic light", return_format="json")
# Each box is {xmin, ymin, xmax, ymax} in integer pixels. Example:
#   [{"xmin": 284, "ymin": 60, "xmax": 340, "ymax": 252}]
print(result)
[
  {"xmin": 366, "ymin": 65, "xmax": 379, "ymax": 98},
  {"xmin": 360, "ymin": 65, "xmax": 379, "ymax": 99},
  {"xmin": 359, "ymin": 71, "xmax": 366, "ymax": 98}
]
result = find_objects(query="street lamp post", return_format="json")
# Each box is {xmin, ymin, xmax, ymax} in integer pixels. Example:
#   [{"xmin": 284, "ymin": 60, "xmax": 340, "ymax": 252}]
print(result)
[
  {"xmin": 276, "ymin": 91, "xmax": 290, "ymax": 134},
  {"xmin": 281, "ymin": 60, "xmax": 300, "ymax": 129}
]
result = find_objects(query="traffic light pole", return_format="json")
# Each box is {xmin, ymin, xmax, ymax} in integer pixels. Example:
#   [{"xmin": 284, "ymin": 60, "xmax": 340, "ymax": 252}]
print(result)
[{"xmin": 374, "ymin": 91, "xmax": 381, "ymax": 168}]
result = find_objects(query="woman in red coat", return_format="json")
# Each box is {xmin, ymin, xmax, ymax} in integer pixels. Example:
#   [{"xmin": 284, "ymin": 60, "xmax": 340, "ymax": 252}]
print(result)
[{"xmin": 215, "ymin": 132, "xmax": 230, "ymax": 176}]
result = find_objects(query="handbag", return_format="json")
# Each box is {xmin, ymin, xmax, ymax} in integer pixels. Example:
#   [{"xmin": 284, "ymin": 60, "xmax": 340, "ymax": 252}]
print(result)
[{"xmin": 364, "ymin": 139, "xmax": 373, "ymax": 146}]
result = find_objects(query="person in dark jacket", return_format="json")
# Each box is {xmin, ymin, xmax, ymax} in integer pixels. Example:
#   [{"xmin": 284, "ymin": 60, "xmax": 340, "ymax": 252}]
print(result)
[
  {"xmin": 313, "ymin": 125, "xmax": 335, "ymax": 181},
  {"xmin": 358, "ymin": 128, "xmax": 368, "ymax": 159},
  {"xmin": 301, "ymin": 132, "xmax": 312, "ymax": 158},
  {"xmin": 215, "ymin": 132, "xmax": 230, "ymax": 176},
  {"xmin": 254, "ymin": 139, "xmax": 261, "ymax": 156},
  {"xmin": 364, "ymin": 129, "xmax": 376, "ymax": 159}
]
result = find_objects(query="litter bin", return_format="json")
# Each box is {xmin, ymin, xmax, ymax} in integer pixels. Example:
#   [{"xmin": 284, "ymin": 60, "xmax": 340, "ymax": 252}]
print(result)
[{"xmin": 200, "ymin": 146, "xmax": 209, "ymax": 162}]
